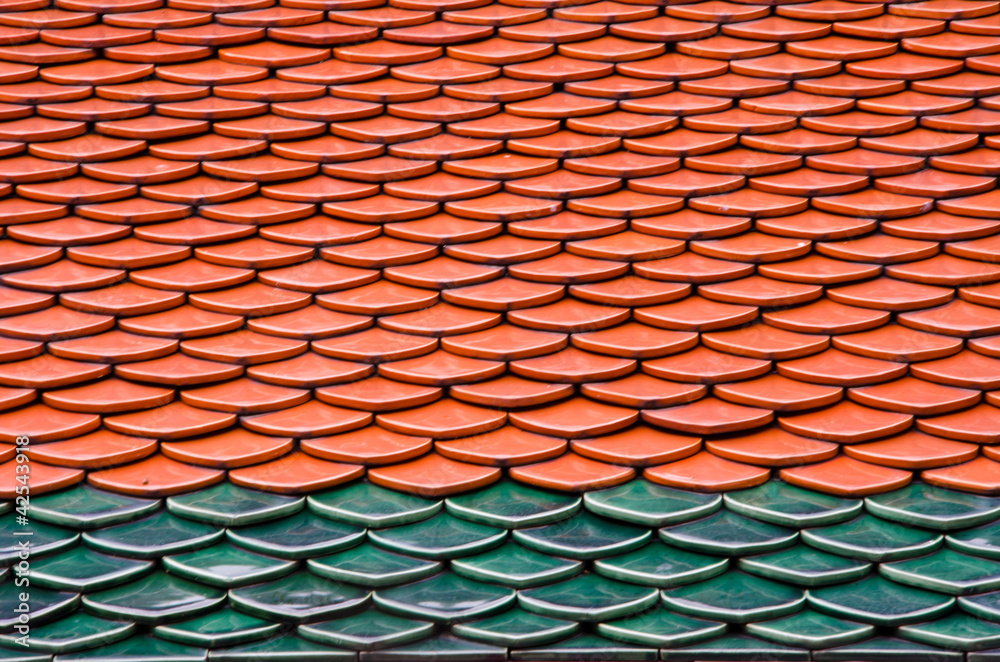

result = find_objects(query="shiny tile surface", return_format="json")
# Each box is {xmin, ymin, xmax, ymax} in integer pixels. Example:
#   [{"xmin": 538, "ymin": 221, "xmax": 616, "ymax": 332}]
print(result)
[{"xmin": 4, "ymin": 0, "xmax": 1000, "ymax": 656}]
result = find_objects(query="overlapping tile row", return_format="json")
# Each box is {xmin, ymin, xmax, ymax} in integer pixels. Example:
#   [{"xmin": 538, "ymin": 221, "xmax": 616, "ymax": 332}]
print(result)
[
  {"xmin": 3, "ymin": 0, "xmax": 1000, "ymax": 654},
  {"xmin": 3, "ymin": 478, "xmax": 1000, "ymax": 660}
]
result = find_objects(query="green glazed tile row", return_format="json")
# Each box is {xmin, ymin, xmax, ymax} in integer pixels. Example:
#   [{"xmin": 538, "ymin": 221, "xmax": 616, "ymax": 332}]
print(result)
[{"xmin": 3, "ymin": 479, "xmax": 1000, "ymax": 660}]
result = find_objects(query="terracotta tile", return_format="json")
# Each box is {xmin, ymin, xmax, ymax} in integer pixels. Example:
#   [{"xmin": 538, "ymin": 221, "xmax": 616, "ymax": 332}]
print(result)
[
  {"xmin": 778, "ymin": 400, "xmax": 912, "ymax": 443},
  {"xmin": 698, "ymin": 276, "xmax": 823, "ymax": 306},
  {"xmin": 48, "ymin": 330, "xmax": 178, "ymax": 364},
  {"xmin": 368, "ymin": 452, "xmax": 500, "ymax": 496},
  {"xmin": 899, "ymin": 299, "xmax": 1000, "ymax": 337},
  {"xmin": 0, "ymin": 305, "xmax": 113, "ymax": 340},
  {"xmin": 119, "ymin": 304, "xmax": 242, "ymax": 339},
  {"xmin": 511, "ymin": 347, "xmax": 635, "ymax": 383},
  {"xmin": 707, "ymin": 427, "xmax": 838, "ymax": 467},
  {"xmin": 230, "ymin": 451, "xmax": 363, "ymax": 494},
  {"xmin": 450, "ymin": 375, "xmax": 569, "ymax": 408},
  {"xmin": 302, "ymin": 426, "xmax": 431, "ymax": 465},
  {"xmin": 378, "ymin": 398, "xmax": 506, "ymax": 438},
  {"xmin": 0, "ymin": 459, "xmax": 83, "ymax": 498},
  {"xmin": 827, "ymin": 277, "xmax": 952, "ymax": 312},
  {"xmin": 442, "ymin": 324, "xmax": 566, "ymax": 361},
  {"xmin": 702, "ymin": 324, "xmax": 828, "ymax": 360},
  {"xmin": 32, "ymin": 430, "xmax": 156, "ymax": 469},
  {"xmin": 572, "ymin": 322, "xmax": 696, "ymax": 358},
  {"xmin": 642, "ymin": 345, "xmax": 769, "ymax": 385},
  {"xmin": 644, "ymin": 397, "xmax": 773, "ymax": 435},
  {"xmin": 845, "ymin": 430, "xmax": 978, "ymax": 469},
  {"xmin": 443, "ymin": 277, "xmax": 562, "ymax": 311},
  {"xmin": 316, "ymin": 376, "xmax": 440, "ymax": 413},
  {"xmin": 512, "ymin": 451, "xmax": 635, "ymax": 492},
  {"xmin": 310, "ymin": 326, "xmax": 434, "ymax": 363},
  {"xmin": 0, "ymin": 403, "xmax": 99, "ymax": 442},
  {"xmin": 437, "ymin": 426, "xmax": 565, "ymax": 466},
  {"xmin": 182, "ymin": 330, "xmax": 307, "ymax": 365},
  {"xmin": 381, "ymin": 350, "xmax": 503, "ymax": 386},
  {"xmin": 242, "ymin": 399, "xmax": 372, "ymax": 438},
  {"xmin": 510, "ymin": 397, "xmax": 637, "ymax": 438},
  {"xmin": 162, "ymin": 428, "xmax": 293, "ymax": 468},
  {"xmin": 923, "ymin": 456, "xmax": 1000, "ymax": 495},
  {"xmin": 834, "ymin": 323, "xmax": 962, "ymax": 362},
  {"xmin": 181, "ymin": 378, "xmax": 309, "ymax": 414},
  {"xmin": 780, "ymin": 456, "xmax": 912, "ymax": 497},
  {"xmin": 88, "ymin": 453, "xmax": 223, "ymax": 497},
  {"xmin": 104, "ymin": 401, "xmax": 236, "ymax": 439},
  {"xmin": 509, "ymin": 298, "xmax": 629, "ymax": 332},
  {"xmin": 634, "ymin": 296, "xmax": 758, "ymax": 331},
  {"xmin": 645, "ymin": 451, "xmax": 770, "ymax": 492},
  {"xmin": 115, "ymin": 353, "xmax": 243, "ymax": 387}
]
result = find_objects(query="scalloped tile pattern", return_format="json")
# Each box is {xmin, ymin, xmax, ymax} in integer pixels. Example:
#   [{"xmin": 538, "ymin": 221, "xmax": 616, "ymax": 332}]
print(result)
[{"xmin": 5, "ymin": 0, "xmax": 1000, "ymax": 655}]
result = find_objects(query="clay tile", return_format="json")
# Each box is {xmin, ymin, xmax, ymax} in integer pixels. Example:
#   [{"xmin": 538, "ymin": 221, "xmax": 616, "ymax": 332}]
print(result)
[
  {"xmin": 511, "ymin": 452, "xmax": 634, "ymax": 492},
  {"xmin": 644, "ymin": 451, "xmax": 770, "ymax": 492},
  {"xmin": 500, "ymin": 17, "xmax": 605, "ymax": 42},
  {"xmin": 368, "ymin": 452, "xmax": 500, "ymax": 496},
  {"xmin": 510, "ymin": 346, "xmax": 635, "ymax": 383},
  {"xmin": 707, "ymin": 428, "xmax": 838, "ymax": 467},
  {"xmin": 444, "ymin": 4, "xmax": 545, "ymax": 25},
  {"xmin": 111, "ymin": 302, "xmax": 234, "ymax": 340},
  {"xmin": 780, "ymin": 456, "xmax": 912, "ymax": 497},
  {"xmin": 159, "ymin": 428, "xmax": 289, "ymax": 469},
  {"xmin": 302, "ymin": 427, "xmax": 430, "ymax": 465},
  {"xmin": 779, "ymin": 348, "xmax": 907, "ymax": 386},
  {"xmin": 636, "ymin": 295, "xmax": 758, "ymax": 333},
  {"xmin": 510, "ymin": 397, "xmax": 637, "ymax": 438},
  {"xmin": 725, "ymin": 15, "xmax": 831, "ymax": 41},
  {"xmin": 105, "ymin": 401, "xmax": 236, "ymax": 440},
  {"xmin": 833, "ymin": 323, "xmax": 961, "ymax": 362},
  {"xmin": 716, "ymin": 373, "xmax": 842, "ymax": 412},
  {"xmin": 644, "ymin": 397, "xmax": 773, "ymax": 435},
  {"xmin": 390, "ymin": 133, "xmax": 502, "ymax": 161},
  {"xmin": 849, "ymin": 375, "xmax": 980, "ymax": 416},
  {"xmin": 0, "ymin": 354, "xmax": 109, "ymax": 389},
  {"xmin": 441, "ymin": 324, "xmax": 566, "ymax": 361},
  {"xmin": 808, "ymin": 149, "xmax": 924, "ymax": 179},
  {"xmin": 571, "ymin": 427, "xmax": 698, "ymax": 468},
  {"xmin": 740, "ymin": 89, "xmax": 855, "ymax": 116},
  {"xmin": 230, "ymin": 451, "xmax": 363, "ymax": 494},
  {"xmin": 900, "ymin": 299, "xmax": 1000, "ymax": 337},
  {"xmin": 316, "ymin": 376, "xmax": 440, "ymax": 411},
  {"xmin": 678, "ymin": 34, "xmax": 779, "ymax": 61},
  {"xmin": 31, "ymin": 429, "xmax": 156, "ymax": 469},
  {"xmin": 571, "ymin": 277, "xmax": 690, "ymax": 308},
  {"xmin": 88, "ymin": 454, "xmax": 224, "ymax": 497},
  {"xmin": 0, "ymin": 460, "xmax": 83, "ymax": 498},
  {"xmin": 0, "ymin": 403, "xmax": 98, "ymax": 442},
  {"xmin": 43, "ymin": 378, "xmax": 174, "ymax": 414},
  {"xmin": 377, "ymin": 398, "xmax": 506, "ymax": 438},
  {"xmin": 179, "ymin": 328, "xmax": 305, "ymax": 365},
  {"xmin": 667, "ymin": 1, "xmax": 770, "ymax": 23},
  {"xmin": 918, "ymin": 403, "xmax": 1000, "ymax": 444},
  {"xmin": 923, "ymin": 457, "xmax": 1000, "ymax": 495},
  {"xmin": 913, "ymin": 350, "xmax": 1000, "ymax": 389},
  {"xmin": 380, "ymin": 350, "xmax": 503, "ymax": 385},
  {"xmin": 451, "ymin": 374, "xmax": 571, "ymax": 408},
  {"xmin": 29, "ymin": 133, "xmax": 146, "ymax": 162},
  {"xmin": 437, "ymin": 426, "xmax": 565, "ymax": 466},
  {"xmin": 240, "ymin": 399, "xmax": 371, "ymax": 438},
  {"xmin": 618, "ymin": 52, "xmax": 728, "ymax": 81},
  {"xmin": 315, "ymin": 281, "xmax": 437, "ymax": 316},
  {"xmin": 448, "ymin": 36, "xmax": 553, "ymax": 65},
  {"xmin": 827, "ymin": 277, "xmax": 952, "ymax": 312},
  {"xmin": 48, "ymin": 330, "xmax": 178, "ymax": 364},
  {"xmin": 779, "ymin": 400, "xmax": 912, "ymax": 443},
  {"xmin": 845, "ymin": 430, "xmax": 978, "ymax": 469},
  {"xmin": 610, "ymin": 15, "xmax": 715, "ymax": 42}
]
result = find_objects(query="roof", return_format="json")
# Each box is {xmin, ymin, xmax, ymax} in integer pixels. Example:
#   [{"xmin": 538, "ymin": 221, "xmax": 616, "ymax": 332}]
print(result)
[{"xmin": 1, "ymin": 0, "xmax": 1000, "ymax": 657}]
